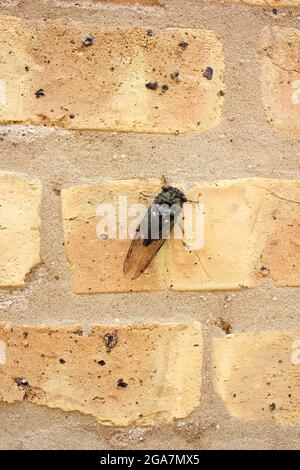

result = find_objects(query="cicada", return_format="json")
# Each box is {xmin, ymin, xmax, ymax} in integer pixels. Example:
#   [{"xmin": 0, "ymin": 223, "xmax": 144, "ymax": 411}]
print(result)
[{"xmin": 123, "ymin": 185, "xmax": 187, "ymax": 279}]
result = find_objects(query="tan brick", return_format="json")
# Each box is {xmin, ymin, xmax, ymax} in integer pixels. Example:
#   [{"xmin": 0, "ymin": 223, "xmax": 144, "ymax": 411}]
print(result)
[
  {"xmin": 0, "ymin": 16, "xmax": 224, "ymax": 133},
  {"xmin": 261, "ymin": 27, "xmax": 300, "ymax": 135},
  {"xmin": 0, "ymin": 171, "xmax": 41, "ymax": 287},
  {"xmin": 112, "ymin": 0, "xmax": 160, "ymax": 3},
  {"xmin": 62, "ymin": 179, "xmax": 167, "ymax": 293},
  {"xmin": 170, "ymin": 178, "xmax": 300, "ymax": 290},
  {"xmin": 67, "ymin": 0, "xmax": 299, "ymax": 6},
  {"xmin": 214, "ymin": 0, "xmax": 300, "ymax": 6},
  {"xmin": 0, "ymin": 322, "xmax": 202, "ymax": 426},
  {"xmin": 66, "ymin": 0, "xmax": 161, "ymax": 4},
  {"xmin": 0, "ymin": 17, "xmax": 30, "ymax": 122},
  {"xmin": 213, "ymin": 331, "xmax": 300, "ymax": 422},
  {"xmin": 62, "ymin": 178, "xmax": 300, "ymax": 293}
]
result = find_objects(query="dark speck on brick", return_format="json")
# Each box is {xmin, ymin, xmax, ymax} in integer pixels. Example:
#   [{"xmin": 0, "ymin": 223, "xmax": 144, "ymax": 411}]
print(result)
[
  {"xmin": 145, "ymin": 82, "xmax": 158, "ymax": 90},
  {"xmin": 170, "ymin": 71, "xmax": 180, "ymax": 80},
  {"xmin": 269, "ymin": 402, "xmax": 276, "ymax": 411},
  {"xmin": 83, "ymin": 35, "xmax": 94, "ymax": 46},
  {"xmin": 161, "ymin": 84, "xmax": 169, "ymax": 93},
  {"xmin": 203, "ymin": 67, "xmax": 213, "ymax": 80},
  {"xmin": 178, "ymin": 41, "xmax": 189, "ymax": 50},
  {"xmin": 117, "ymin": 378, "xmax": 128, "ymax": 388},
  {"xmin": 260, "ymin": 266, "xmax": 270, "ymax": 276},
  {"xmin": 104, "ymin": 332, "xmax": 118, "ymax": 350},
  {"xmin": 14, "ymin": 377, "xmax": 28, "ymax": 389},
  {"xmin": 73, "ymin": 329, "xmax": 83, "ymax": 336},
  {"xmin": 59, "ymin": 358, "xmax": 66, "ymax": 364},
  {"xmin": 35, "ymin": 88, "xmax": 45, "ymax": 98},
  {"xmin": 147, "ymin": 29, "xmax": 154, "ymax": 37}
]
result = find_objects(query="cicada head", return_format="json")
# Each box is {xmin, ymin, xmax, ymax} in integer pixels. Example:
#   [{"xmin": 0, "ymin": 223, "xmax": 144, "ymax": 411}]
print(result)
[{"xmin": 158, "ymin": 185, "xmax": 187, "ymax": 206}]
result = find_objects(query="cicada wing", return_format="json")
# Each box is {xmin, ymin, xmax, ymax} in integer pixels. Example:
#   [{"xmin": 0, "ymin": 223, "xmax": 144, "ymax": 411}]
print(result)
[
  {"xmin": 123, "ymin": 203, "xmax": 175, "ymax": 280},
  {"xmin": 123, "ymin": 236, "xmax": 166, "ymax": 280}
]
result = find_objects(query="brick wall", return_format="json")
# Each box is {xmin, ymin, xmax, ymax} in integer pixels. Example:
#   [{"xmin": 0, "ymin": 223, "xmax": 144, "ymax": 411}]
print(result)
[{"xmin": 0, "ymin": 0, "xmax": 299, "ymax": 450}]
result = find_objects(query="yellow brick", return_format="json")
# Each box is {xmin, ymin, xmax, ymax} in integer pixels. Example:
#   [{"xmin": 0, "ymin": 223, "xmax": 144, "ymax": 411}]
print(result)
[
  {"xmin": 0, "ymin": 17, "xmax": 30, "ymax": 122},
  {"xmin": 62, "ymin": 178, "xmax": 300, "ymax": 293},
  {"xmin": 67, "ymin": 0, "xmax": 300, "ymax": 5},
  {"xmin": 215, "ymin": 0, "xmax": 300, "ymax": 6},
  {"xmin": 62, "ymin": 179, "xmax": 166, "ymax": 293},
  {"xmin": 0, "ymin": 171, "xmax": 41, "ymax": 287},
  {"xmin": 170, "ymin": 178, "xmax": 300, "ymax": 290},
  {"xmin": 0, "ymin": 16, "xmax": 224, "ymax": 133},
  {"xmin": 0, "ymin": 322, "xmax": 202, "ymax": 426},
  {"xmin": 261, "ymin": 27, "xmax": 300, "ymax": 135},
  {"xmin": 67, "ymin": 0, "xmax": 161, "ymax": 4},
  {"xmin": 213, "ymin": 331, "xmax": 300, "ymax": 422}
]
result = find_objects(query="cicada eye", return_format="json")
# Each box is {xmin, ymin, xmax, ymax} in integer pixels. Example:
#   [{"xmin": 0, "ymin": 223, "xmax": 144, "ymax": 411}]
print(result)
[{"xmin": 162, "ymin": 185, "xmax": 169, "ymax": 191}]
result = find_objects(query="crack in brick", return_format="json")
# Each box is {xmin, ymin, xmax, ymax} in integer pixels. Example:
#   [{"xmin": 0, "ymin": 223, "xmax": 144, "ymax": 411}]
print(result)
[
  {"xmin": 265, "ymin": 50, "xmax": 300, "ymax": 75},
  {"xmin": 194, "ymin": 251, "xmax": 214, "ymax": 281},
  {"xmin": 254, "ymin": 185, "xmax": 300, "ymax": 206}
]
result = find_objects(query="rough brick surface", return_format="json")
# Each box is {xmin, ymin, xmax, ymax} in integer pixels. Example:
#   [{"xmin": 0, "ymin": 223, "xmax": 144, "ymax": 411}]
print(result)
[
  {"xmin": 0, "ymin": 16, "xmax": 224, "ymax": 133},
  {"xmin": 62, "ymin": 178, "xmax": 300, "ymax": 293},
  {"xmin": 0, "ymin": 171, "xmax": 41, "ymax": 287},
  {"xmin": 0, "ymin": 17, "xmax": 30, "ymax": 122},
  {"xmin": 66, "ymin": 0, "xmax": 299, "ymax": 6},
  {"xmin": 0, "ymin": 322, "xmax": 202, "ymax": 426},
  {"xmin": 261, "ymin": 27, "xmax": 300, "ymax": 135},
  {"xmin": 214, "ymin": 331, "xmax": 300, "ymax": 422},
  {"xmin": 216, "ymin": 0, "xmax": 300, "ymax": 6},
  {"xmin": 172, "ymin": 178, "xmax": 300, "ymax": 291},
  {"xmin": 66, "ymin": 0, "xmax": 162, "ymax": 4},
  {"xmin": 0, "ymin": 0, "xmax": 300, "ymax": 451}
]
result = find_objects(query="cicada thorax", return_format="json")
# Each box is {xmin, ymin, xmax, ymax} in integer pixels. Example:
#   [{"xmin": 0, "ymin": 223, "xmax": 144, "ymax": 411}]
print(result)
[
  {"xmin": 124, "ymin": 185, "xmax": 187, "ymax": 279},
  {"xmin": 142, "ymin": 200, "xmax": 183, "ymax": 247}
]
